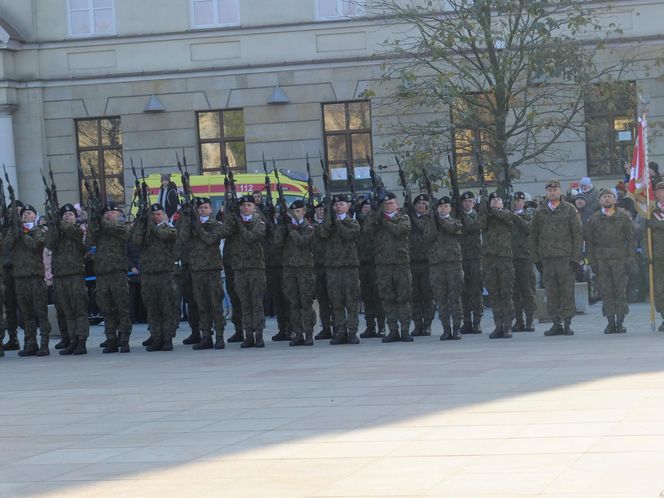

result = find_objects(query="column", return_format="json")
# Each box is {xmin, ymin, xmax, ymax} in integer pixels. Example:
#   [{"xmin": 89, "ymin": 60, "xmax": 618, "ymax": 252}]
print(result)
[{"xmin": 0, "ymin": 104, "xmax": 18, "ymax": 197}]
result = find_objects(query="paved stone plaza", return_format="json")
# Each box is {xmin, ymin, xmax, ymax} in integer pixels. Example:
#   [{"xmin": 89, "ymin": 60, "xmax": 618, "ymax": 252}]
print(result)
[{"xmin": 2, "ymin": 303, "xmax": 664, "ymax": 497}]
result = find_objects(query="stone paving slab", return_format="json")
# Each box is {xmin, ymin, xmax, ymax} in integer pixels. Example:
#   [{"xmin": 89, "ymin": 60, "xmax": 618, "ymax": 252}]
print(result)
[{"xmin": 2, "ymin": 303, "xmax": 664, "ymax": 497}]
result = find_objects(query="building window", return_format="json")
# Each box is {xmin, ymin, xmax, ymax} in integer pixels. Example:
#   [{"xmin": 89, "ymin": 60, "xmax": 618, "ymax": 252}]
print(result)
[
  {"xmin": 316, "ymin": 0, "xmax": 364, "ymax": 19},
  {"xmin": 76, "ymin": 117, "xmax": 124, "ymax": 206},
  {"xmin": 191, "ymin": 0, "xmax": 240, "ymax": 28},
  {"xmin": 197, "ymin": 109, "xmax": 246, "ymax": 174},
  {"xmin": 67, "ymin": 0, "xmax": 115, "ymax": 37},
  {"xmin": 322, "ymin": 101, "xmax": 372, "ymax": 188},
  {"xmin": 451, "ymin": 93, "xmax": 496, "ymax": 185},
  {"xmin": 585, "ymin": 81, "xmax": 636, "ymax": 177}
]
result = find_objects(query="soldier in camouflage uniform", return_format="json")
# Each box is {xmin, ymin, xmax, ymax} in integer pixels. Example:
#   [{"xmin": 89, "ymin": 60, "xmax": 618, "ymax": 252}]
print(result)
[
  {"xmin": 648, "ymin": 182, "xmax": 664, "ymax": 331},
  {"xmin": 2, "ymin": 200, "xmax": 23, "ymax": 352},
  {"xmin": 365, "ymin": 192, "xmax": 413, "ymax": 343},
  {"xmin": 226, "ymin": 195, "xmax": 267, "ymax": 348},
  {"xmin": 179, "ymin": 197, "xmax": 233, "ymax": 350},
  {"xmin": 357, "ymin": 199, "xmax": 385, "ymax": 338},
  {"xmin": 479, "ymin": 192, "xmax": 515, "ymax": 339},
  {"xmin": 424, "ymin": 196, "xmax": 464, "ymax": 340},
  {"xmin": 130, "ymin": 203, "xmax": 178, "ymax": 351},
  {"xmin": 459, "ymin": 191, "xmax": 484, "ymax": 333},
  {"xmin": 275, "ymin": 200, "xmax": 316, "ymax": 346},
  {"xmin": 312, "ymin": 200, "xmax": 334, "ymax": 340},
  {"xmin": 222, "ymin": 218, "xmax": 244, "ymax": 343},
  {"xmin": 586, "ymin": 188, "xmax": 636, "ymax": 333},
  {"xmin": 406, "ymin": 194, "xmax": 435, "ymax": 336},
  {"xmin": 5, "ymin": 204, "xmax": 52, "ymax": 356},
  {"xmin": 173, "ymin": 213, "xmax": 201, "ymax": 346},
  {"xmin": 318, "ymin": 194, "xmax": 361, "ymax": 345},
  {"xmin": 88, "ymin": 202, "xmax": 132, "ymax": 353},
  {"xmin": 511, "ymin": 192, "xmax": 537, "ymax": 332},
  {"xmin": 264, "ymin": 212, "xmax": 292, "ymax": 342},
  {"xmin": 45, "ymin": 203, "xmax": 89, "ymax": 355},
  {"xmin": 530, "ymin": 179, "xmax": 583, "ymax": 336}
]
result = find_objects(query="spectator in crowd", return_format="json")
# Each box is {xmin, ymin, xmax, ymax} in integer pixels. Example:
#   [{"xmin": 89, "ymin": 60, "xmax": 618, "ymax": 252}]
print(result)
[
  {"xmin": 615, "ymin": 181, "xmax": 637, "ymax": 219},
  {"xmin": 158, "ymin": 173, "xmax": 179, "ymax": 221},
  {"xmin": 649, "ymin": 162, "xmax": 662, "ymax": 192},
  {"xmin": 578, "ymin": 177, "xmax": 600, "ymax": 211},
  {"xmin": 574, "ymin": 193, "xmax": 593, "ymax": 230}
]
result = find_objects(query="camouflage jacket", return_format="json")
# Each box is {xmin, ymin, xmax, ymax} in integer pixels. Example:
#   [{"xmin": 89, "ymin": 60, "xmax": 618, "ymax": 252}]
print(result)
[
  {"xmin": 311, "ymin": 217, "xmax": 329, "ymax": 268},
  {"xmin": 274, "ymin": 219, "xmax": 314, "ymax": 269},
  {"xmin": 129, "ymin": 219, "xmax": 177, "ymax": 274},
  {"xmin": 264, "ymin": 222, "xmax": 286, "ymax": 269},
  {"xmin": 530, "ymin": 200, "xmax": 583, "ymax": 262},
  {"xmin": 178, "ymin": 214, "xmax": 233, "ymax": 272},
  {"xmin": 318, "ymin": 214, "xmax": 360, "ymax": 268},
  {"xmin": 459, "ymin": 209, "xmax": 482, "ymax": 261},
  {"xmin": 87, "ymin": 216, "xmax": 128, "ymax": 275},
  {"xmin": 511, "ymin": 209, "xmax": 533, "ymax": 261},
  {"xmin": 586, "ymin": 208, "xmax": 636, "ymax": 263},
  {"xmin": 409, "ymin": 210, "xmax": 431, "ymax": 265},
  {"xmin": 364, "ymin": 209, "xmax": 411, "ymax": 266},
  {"xmin": 479, "ymin": 203, "xmax": 514, "ymax": 259},
  {"xmin": 648, "ymin": 202, "xmax": 664, "ymax": 258},
  {"xmin": 225, "ymin": 213, "xmax": 266, "ymax": 271},
  {"xmin": 356, "ymin": 214, "xmax": 376, "ymax": 266},
  {"xmin": 45, "ymin": 220, "xmax": 86, "ymax": 277},
  {"xmin": 5, "ymin": 224, "xmax": 46, "ymax": 278},
  {"xmin": 423, "ymin": 214, "xmax": 464, "ymax": 264}
]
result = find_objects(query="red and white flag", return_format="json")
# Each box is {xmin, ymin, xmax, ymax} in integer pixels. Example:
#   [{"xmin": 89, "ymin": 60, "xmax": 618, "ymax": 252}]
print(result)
[{"xmin": 627, "ymin": 116, "xmax": 653, "ymax": 202}]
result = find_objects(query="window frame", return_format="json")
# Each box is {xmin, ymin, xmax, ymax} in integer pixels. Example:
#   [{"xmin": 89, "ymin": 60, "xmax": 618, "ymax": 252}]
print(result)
[
  {"xmin": 75, "ymin": 117, "xmax": 124, "ymax": 207},
  {"xmin": 196, "ymin": 109, "xmax": 247, "ymax": 174},
  {"xmin": 190, "ymin": 0, "xmax": 241, "ymax": 29},
  {"xmin": 315, "ymin": 0, "xmax": 365, "ymax": 20},
  {"xmin": 66, "ymin": 0, "xmax": 116, "ymax": 38}
]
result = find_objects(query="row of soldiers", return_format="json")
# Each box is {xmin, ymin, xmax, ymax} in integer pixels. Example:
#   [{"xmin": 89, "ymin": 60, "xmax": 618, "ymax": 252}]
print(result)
[{"xmin": 0, "ymin": 176, "xmax": 659, "ymax": 358}]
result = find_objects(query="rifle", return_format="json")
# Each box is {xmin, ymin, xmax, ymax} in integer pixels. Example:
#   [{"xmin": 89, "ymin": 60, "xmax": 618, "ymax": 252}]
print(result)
[
  {"xmin": 262, "ymin": 153, "xmax": 275, "ymax": 223},
  {"xmin": 320, "ymin": 155, "xmax": 334, "ymax": 224},
  {"xmin": 475, "ymin": 148, "xmax": 487, "ymax": 200},
  {"xmin": 3, "ymin": 164, "xmax": 19, "ymax": 234},
  {"xmin": 222, "ymin": 158, "xmax": 239, "ymax": 217},
  {"xmin": 48, "ymin": 162, "xmax": 59, "ymax": 212},
  {"xmin": 367, "ymin": 155, "xmax": 387, "ymax": 210},
  {"xmin": 78, "ymin": 161, "xmax": 98, "ymax": 221},
  {"xmin": 344, "ymin": 159, "xmax": 356, "ymax": 215},
  {"xmin": 447, "ymin": 151, "xmax": 461, "ymax": 218},
  {"xmin": 89, "ymin": 159, "xmax": 102, "ymax": 204},
  {"xmin": 273, "ymin": 160, "xmax": 290, "ymax": 227},
  {"xmin": 0, "ymin": 174, "xmax": 7, "ymax": 227},
  {"xmin": 40, "ymin": 168, "xmax": 55, "ymax": 222},
  {"xmin": 305, "ymin": 153, "xmax": 315, "ymax": 221},
  {"xmin": 395, "ymin": 156, "xmax": 412, "ymax": 207}
]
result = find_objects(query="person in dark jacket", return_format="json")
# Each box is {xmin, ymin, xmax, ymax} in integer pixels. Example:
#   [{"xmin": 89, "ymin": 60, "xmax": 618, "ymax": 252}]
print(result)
[{"xmin": 158, "ymin": 174, "xmax": 179, "ymax": 221}]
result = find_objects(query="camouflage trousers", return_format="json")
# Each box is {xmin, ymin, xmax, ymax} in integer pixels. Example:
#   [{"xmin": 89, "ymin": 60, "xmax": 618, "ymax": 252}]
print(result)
[
  {"xmin": 314, "ymin": 266, "xmax": 333, "ymax": 330},
  {"xmin": 595, "ymin": 258, "xmax": 629, "ymax": 316},
  {"xmin": 513, "ymin": 259, "xmax": 537, "ymax": 320},
  {"xmin": 234, "ymin": 269, "xmax": 266, "ymax": 333},
  {"xmin": 462, "ymin": 259, "xmax": 484, "ymax": 319},
  {"xmin": 224, "ymin": 266, "xmax": 243, "ymax": 332},
  {"xmin": 96, "ymin": 272, "xmax": 132, "ymax": 339},
  {"xmin": 141, "ymin": 272, "xmax": 177, "ymax": 340},
  {"xmin": 191, "ymin": 270, "xmax": 225, "ymax": 337},
  {"xmin": 3, "ymin": 266, "xmax": 18, "ymax": 332},
  {"xmin": 267, "ymin": 266, "xmax": 290, "ymax": 332},
  {"xmin": 359, "ymin": 263, "xmax": 384, "ymax": 323},
  {"xmin": 542, "ymin": 256, "xmax": 576, "ymax": 321},
  {"xmin": 654, "ymin": 261, "xmax": 664, "ymax": 313},
  {"xmin": 430, "ymin": 262, "xmax": 464, "ymax": 324},
  {"xmin": 175, "ymin": 266, "xmax": 200, "ymax": 333},
  {"xmin": 326, "ymin": 267, "xmax": 360, "ymax": 334},
  {"xmin": 484, "ymin": 257, "xmax": 515, "ymax": 323},
  {"xmin": 375, "ymin": 264, "xmax": 412, "ymax": 331},
  {"xmin": 15, "ymin": 275, "xmax": 51, "ymax": 341},
  {"xmin": 53, "ymin": 275, "xmax": 89, "ymax": 339},
  {"xmin": 283, "ymin": 267, "xmax": 315, "ymax": 334},
  {"xmin": 410, "ymin": 263, "xmax": 435, "ymax": 327}
]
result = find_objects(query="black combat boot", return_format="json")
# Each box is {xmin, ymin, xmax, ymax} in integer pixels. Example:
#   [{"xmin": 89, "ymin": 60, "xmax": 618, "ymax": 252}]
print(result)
[
  {"xmin": 501, "ymin": 321, "xmax": 513, "ymax": 339},
  {"xmin": 440, "ymin": 320, "xmax": 452, "ymax": 341},
  {"xmin": 227, "ymin": 328, "xmax": 244, "ymax": 343},
  {"xmin": 377, "ymin": 317, "xmax": 386, "ymax": 337},
  {"xmin": 18, "ymin": 338, "xmax": 39, "ymax": 357},
  {"xmin": 182, "ymin": 330, "xmax": 201, "ymax": 345},
  {"xmin": 102, "ymin": 335, "xmax": 119, "ymax": 353},
  {"xmin": 161, "ymin": 337, "xmax": 173, "ymax": 351},
  {"xmin": 304, "ymin": 331, "xmax": 314, "ymax": 346},
  {"xmin": 400, "ymin": 322, "xmax": 414, "ymax": 342},
  {"xmin": 141, "ymin": 336, "xmax": 153, "ymax": 347},
  {"xmin": 544, "ymin": 321, "xmax": 564, "ymax": 336},
  {"xmin": 73, "ymin": 337, "xmax": 87, "ymax": 355},
  {"xmin": 604, "ymin": 315, "xmax": 616, "ymax": 334},
  {"xmin": 616, "ymin": 315, "xmax": 626, "ymax": 333},
  {"xmin": 119, "ymin": 334, "xmax": 130, "ymax": 353},
  {"xmin": 36, "ymin": 336, "xmax": 50, "ymax": 356},
  {"xmin": 381, "ymin": 325, "xmax": 400, "ymax": 343},
  {"xmin": 329, "ymin": 329, "xmax": 348, "ymax": 345},
  {"xmin": 489, "ymin": 318, "xmax": 504, "ymax": 339},
  {"xmin": 99, "ymin": 337, "xmax": 109, "ymax": 348},
  {"xmin": 563, "ymin": 317, "xmax": 574, "ymax": 336},
  {"xmin": 289, "ymin": 331, "xmax": 305, "ymax": 346},
  {"xmin": 60, "ymin": 336, "xmax": 78, "ymax": 355},
  {"xmin": 460, "ymin": 312, "xmax": 473, "ymax": 334},
  {"xmin": 4, "ymin": 330, "xmax": 20, "ymax": 351},
  {"xmin": 422, "ymin": 320, "xmax": 432, "ymax": 336},
  {"xmin": 193, "ymin": 334, "xmax": 213, "ymax": 350},
  {"xmin": 524, "ymin": 316, "xmax": 535, "ymax": 332},
  {"xmin": 214, "ymin": 331, "xmax": 225, "ymax": 349},
  {"xmin": 511, "ymin": 313, "xmax": 525, "ymax": 332},
  {"xmin": 146, "ymin": 337, "xmax": 163, "ymax": 351},
  {"xmin": 451, "ymin": 319, "xmax": 462, "ymax": 340},
  {"xmin": 315, "ymin": 327, "xmax": 333, "ymax": 340},
  {"xmin": 360, "ymin": 318, "xmax": 377, "ymax": 338},
  {"xmin": 241, "ymin": 330, "xmax": 255, "ymax": 348},
  {"xmin": 271, "ymin": 329, "xmax": 290, "ymax": 341},
  {"xmin": 347, "ymin": 330, "xmax": 360, "ymax": 345},
  {"xmin": 54, "ymin": 333, "xmax": 70, "ymax": 350},
  {"xmin": 254, "ymin": 331, "xmax": 265, "ymax": 348},
  {"xmin": 470, "ymin": 313, "xmax": 483, "ymax": 334},
  {"xmin": 410, "ymin": 319, "xmax": 423, "ymax": 337}
]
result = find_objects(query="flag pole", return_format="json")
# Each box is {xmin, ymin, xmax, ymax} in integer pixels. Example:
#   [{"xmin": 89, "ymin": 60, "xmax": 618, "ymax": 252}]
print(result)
[{"xmin": 643, "ymin": 112, "xmax": 656, "ymax": 332}]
